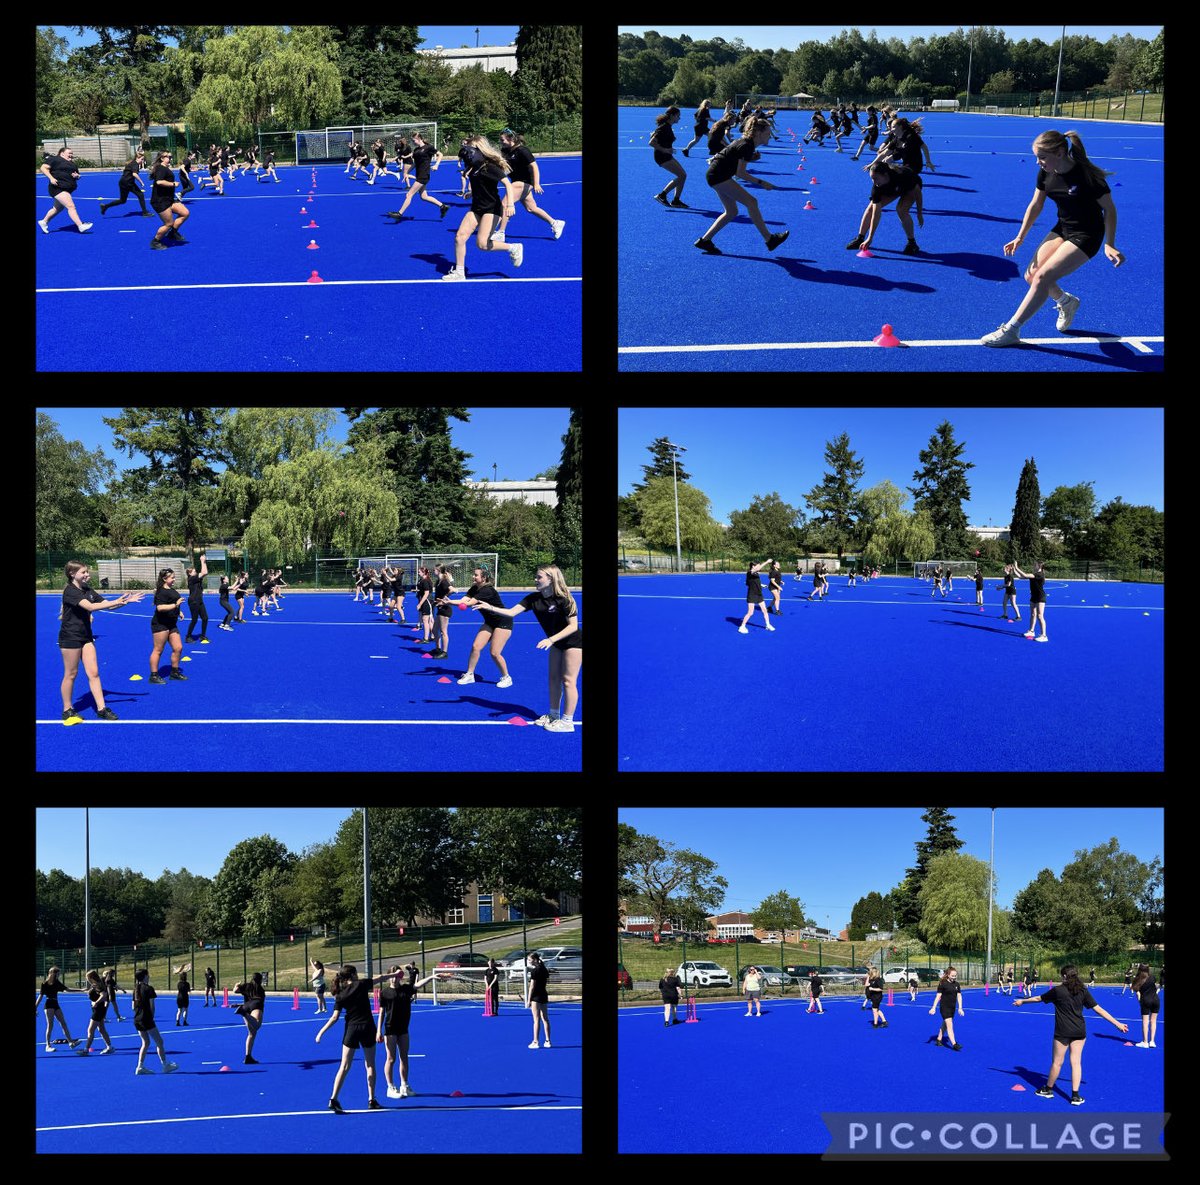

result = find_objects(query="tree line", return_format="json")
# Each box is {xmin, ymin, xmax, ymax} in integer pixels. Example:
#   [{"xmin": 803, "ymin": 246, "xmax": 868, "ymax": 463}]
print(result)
[
  {"xmin": 37, "ymin": 807, "xmax": 583, "ymax": 949},
  {"xmin": 618, "ymin": 26, "xmax": 1164, "ymax": 106},
  {"xmin": 36, "ymin": 25, "xmax": 582, "ymax": 144},
  {"xmin": 619, "ymin": 427, "xmax": 1164, "ymax": 572},
  {"xmin": 36, "ymin": 408, "xmax": 582, "ymax": 571}
]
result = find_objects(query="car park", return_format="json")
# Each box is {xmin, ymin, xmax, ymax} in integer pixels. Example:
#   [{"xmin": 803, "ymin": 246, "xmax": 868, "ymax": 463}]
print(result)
[
  {"xmin": 617, "ymin": 964, "xmax": 633, "ymax": 989},
  {"xmin": 676, "ymin": 960, "xmax": 733, "ymax": 987},
  {"xmin": 434, "ymin": 952, "xmax": 491, "ymax": 978}
]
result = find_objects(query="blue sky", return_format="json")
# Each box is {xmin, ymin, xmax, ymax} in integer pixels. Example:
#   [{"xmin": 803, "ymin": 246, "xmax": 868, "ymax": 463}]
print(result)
[
  {"xmin": 38, "ymin": 407, "xmax": 570, "ymax": 488},
  {"xmin": 618, "ymin": 407, "xmax": 1163, "ymax": 528},
  {"xmin": 617, "ymin": 26, "xmax": 1164, "ymax": 49},
  {"xmin": 43, "ymin": 26, "xmax": 519, "ymax": 53},
  {"xmin": 36, "ymin": 808, "xmax": 358, "ymax": 879},
  {"xmin": 619, "ymin": 807, "xmax": 1164, "ymax": 931}
]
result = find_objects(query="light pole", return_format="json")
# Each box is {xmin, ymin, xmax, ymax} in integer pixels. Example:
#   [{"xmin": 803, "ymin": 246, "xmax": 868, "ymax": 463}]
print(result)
[
  {"xmin": 964, "ymin": 26, "xmax": 975, "ymax": 113},
  {"xmin": 1053, "ymin": 27, "xmax": 1066, "ymax": 117},
  {"xmin": 665, "ymin": 440, "xmax": 687, "ymax": 572},
  {"xmin": 986, "ymin": 807, "xmax": 996, "ymax": 987}
]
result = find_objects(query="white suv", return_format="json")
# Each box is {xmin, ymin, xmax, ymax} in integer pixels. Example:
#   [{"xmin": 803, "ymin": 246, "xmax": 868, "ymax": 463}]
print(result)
[
  {"xmin": 882, "ymin": 966, "xmax": 920, "ymax": 984},
  {"xmin": 676, "ymin": 960, "xmax": 733, "ymax": 987}
]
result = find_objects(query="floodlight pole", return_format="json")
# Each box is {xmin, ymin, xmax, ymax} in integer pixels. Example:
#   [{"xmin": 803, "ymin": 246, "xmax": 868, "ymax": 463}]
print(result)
[
  {"xmin": 666, "ymin": 440, "xmax": 687, "ymax": 573},
  {"xmin": 1053, "ymin": 28, "xmax": 1066, "ymax": 117},
  {"xmin": 965, "ymin": 27, "xmax": 975, "ymax": 113},
  {"xmin": 985, "ymin": 807, "xmax": 996, "ymax": 988},
  {"xmin": 84, "ymin": 809, "xmax": 91, "ymax": 979},
  {"xmin": 363, "ymin": 808, "xmax": 372, "ymax": 978}
]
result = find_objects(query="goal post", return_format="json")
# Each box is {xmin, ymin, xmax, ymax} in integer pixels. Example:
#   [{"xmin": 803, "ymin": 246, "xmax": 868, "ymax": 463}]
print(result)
[
  {"xmin": 295, "ymin": 121, "xmax": 438, "ymax": 163},
  {"xmin": 913, "ymin": 559, "xmax": 983, "ymax": 580}
]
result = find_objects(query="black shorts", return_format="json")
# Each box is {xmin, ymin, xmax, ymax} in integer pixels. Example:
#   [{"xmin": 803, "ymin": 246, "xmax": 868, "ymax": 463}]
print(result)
[
  {"xmin": 1043, "ymin": 224, "xmax": 1104, "ymax": 260},
  {"xmin": 343, "ymin": 1022, "xmax": 376, "ymax": 1049},
  {"xmin": 151, "ymin": 199, "xmax": 175, "ymax": 214},
  {"xmin": 151, "ymin": 622, "xmax": 179, "ymax": 635},
  {"xmin": 471, "ymin": 192, "xmax": 505, "ymax": 219},
  {"xmin": 58, "ymin": 631, "xmax": 93, "ymax": 650},
  {"xmin": 747, "ymin": 589, "xmax": 763, "ymax": 604},
  {"xmin": 478, "ymin": 616, "xmax": 512, "ymax": 633},
  {"xmin": 653, "ymin": 150, "xmax": 673, "ymax": 166},
  {"xmin": 419, "ymin": 603, "xmax": 433, "ymax": 617},
  {"xmin": 1139, "ymin": 1000, "xmax": 1160, "ymax": 1015}
]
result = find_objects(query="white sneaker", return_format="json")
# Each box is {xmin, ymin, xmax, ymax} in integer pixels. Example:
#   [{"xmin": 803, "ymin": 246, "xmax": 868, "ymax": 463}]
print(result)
[
  {"xmin": 489, "ymin": 228, "xmax": 505, "ymax": 243},
  {"xmin": 532, "ymin": 714, "xmax": 554, "ymax": 727},
  {"xmin": 135, "ymin": 1065, "xmax": 154, "ymax": 1075},
  {"xmin": 528, "ymin": 1041, "xmax": 540, "ymax": 1049},
  {"xmin": 496, "ymin": 675, "xmax": 513, "ymax": 688},
  {"xmin": 1149, "ymin": 1041, "xmax": 1156, "ymax": 1047},
  {"xmin": 1055, "ymin": 292, "xmax": 1080, "ymax": 332},
  {"xmin": 508, "ymin": 242, "xmax": 524, "ymax": 268},
  {"xmin": 552, "ymin": 219, "xmax": 565, "ymax": 239},
  {"xmin": 457, "ymin": 672, "xmax": 476, "ymax": 684},
  {"xmin": 543, "ymin": 1041, "xmax": 552, "ymax": 1048},
  {"xmin": 44, "ymin": 1045, "xmax": 54, "ymax": 1053},
  {"xmin": 163, "ymin": 1061, "xmax": 179, "ymax": 1073},
  {"xmin": 78, "ymin": 222, "xmax": 93, "ymax": 233},
  {"xmin": 38, "ymin": 219, "xmax": 49, "ymax": 234},
  {"xmin": 386, "ymin": 1085, "xmax": 403, "ymax": 1098},
  {"xmin": 981, "ymin": 322, "xmax": 1021, "ymax": 347},
  {"xmin": 738, "ymin": 625, "xmax": 749, "ymax": 634},
  {"xmin": 442, "ymin": 268, "xmax": 466, "ymax": 281},
  {"xmin": 544, "ymin": 718, "xmax": 575, "ymax": 733},
  {"xmin": 402, "ymin": 1085, "xmax": 416, "ymax": 1096},
  {"xmin": 766, "ymin": 624, "xmax": 776, "ymax": 632}
]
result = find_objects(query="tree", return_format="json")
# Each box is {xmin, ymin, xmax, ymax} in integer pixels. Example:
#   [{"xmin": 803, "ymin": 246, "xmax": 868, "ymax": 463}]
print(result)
[
  {"xmin": 891, "ymin": 808, "xmax": 965, "ymax": 932},
  {"xmin": 856, "ymin": 481, "xmax": 935, "ymax": 568},
  {"xmin": 553, "ymin": 408, "xmax": 582, "ymax": 564},
  {"xmin": 332, "ymin": 25, "xmax": 421, "ymax": 122},
  {"xmin": 1057, "ymin": 839, "xmax": 1161, "ymax": 954},
  {"xmin": 849, "ymin": 891, "xmax": 895, "ymax": 941},
  {"xmin": 983, "ymin": 69, "xmax": 1017, "ymax": 95},
  {"xmin": 909, "ymin": 420, "xmax": 975, "ymax": 557},
  {"xmin": 1131, "ymin": 30, "xmax": 1164, "ymax": 92},
  {"xmin": 918, "ymin": 852, "xmax": 1008, "ymax": 949},
  {"xmin": 1008, "ymin": 457, "xmax": 1043, "ymax": 564},
  {"xmin": 36, "ymin": 28, "xmax": 69, "ymax": 128},
  {"xmin": 726, "ymin": 492, "xmax": 805, "ymax": 558},
  {"xmin": 621, "ymin": 832, "xmax": 728, "ymax": 937},
  {"xmin": 751, "ymin": 890, "xmax": 807, "ymax": 935},
  {"xmin": 804, "ymin": 432, "xmax": 864, "ymax": 560},
  {"xmin": 1093, "ymin": 498, "xmax": 1164, "ymax": 572},
  {"xmin": 633, "ymin": 437, "xmax": 692, "ymax": 490},
  {"xmin": 199, "ymin": 836, "xmax": 296, "ymax": 942},
  {"xmin": 74, "ymin": 25, "xmax": 181, "ymax": 142},
  {"xmin": 102, "ymin": 408, "xmax": 230, "ymax": 561},
  {"xmin": 1012, "ymin": 868, "xmax": 1060, "ymax": 940},
  {"xmin": 634, "ymin": 476, "xmax": 724, "ymax": 553},
  {"xmin": 513, "ymin": 25, "xmax": 582, "ymax": 113},
  {"xmin": 1041, "ymin": 482, "xmax": 1097, "ymax": 558},
  {"xmin": 291, "ymin": 842, "xmax": 352, "ymax": 933},
  {"xmin": 157, "ymin": 868, "xmax": 211, "ymax": 944},
  {"xmin": 36, "ymin": 412, "xmax": 116, "ymax": 551},
  {"xmin": 657, "ymin": 56, "xmax": 712, "ymax": 106}
]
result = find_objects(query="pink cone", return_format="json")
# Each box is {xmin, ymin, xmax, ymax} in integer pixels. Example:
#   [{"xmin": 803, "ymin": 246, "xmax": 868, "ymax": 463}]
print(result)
[{"xmin": 873, "ymin": 324, "xmax": 901, "ymax": 347}]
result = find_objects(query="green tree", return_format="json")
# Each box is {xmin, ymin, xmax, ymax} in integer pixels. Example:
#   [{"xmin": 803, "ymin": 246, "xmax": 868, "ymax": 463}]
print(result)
[
  {"xmin": 36, "ymin": 28, "xmax": 69, "ymax": 128},
  {"xmin": 1093, "ymin": 498, "xmax": 1164, "ymax": 571},
  {"xmin": 332, "ymin": 25, "xmax": 422, "ymax": 122},
  {"xmin": 856, "ymin": 481, "xmax": 935, "ymax": 568},
  {"xmin": 553, "ymin": 408, "xmax": 582, "ymax": 564},
  {"xmin": 910, "ymin": 420, "xmax": 975, "ymax": 557},
  {"xmin": 918, "ymin": 852, "xmax": 1008, "ymax": 949},
  {"xmin": 621, "ymin": 832, "xmax": 728, "ymax": 937},
  {"xmin": 634, "ymin": 477, "xmax": 724, "ymax": 553},
  {"xmin": 751, "ymin": 890, "xmax": 808, "ymax": 934},
  {"xmin": 290, "ymin": 842, "xmax": 352, "ymax": 933},
  {"xmin": 156, "ymin": 868, "xmax": 211, "ymax": 944},
  {"xmin": 982, "ymin": 69, "xmax": 1017, "ymax": 95},
  {"xmin": 657, "ymin": 56, "xmax": 712, "ymax": 106},
  {"xmin": 726, "ymin": 492, "xmax": 805, "ymax": 558},
  {"xmin": 804, "ymin": 432, "xmax": 865, "ymax": 560},
  {"xmin": 36, "ymin": 869, "xmax": 84, "ymax": 947},
  {"xmin": 1011, "ymin": 868, "xmax": 1060, "ymax": 940},
  {"xmin": 1131, "ymin": 29, "xmax": 1164, "ymax": 91},
  {"xmin": 513, "ymin": 25, "xmax": 582, "ymax": 113},
  {"xmin": 633, "ymin": 437, "xmax": 692, "ymax": 490},
  {"xmin": 36, "ymin": 412, "xmax": 116, "ymax": 551},
  {"xmin": 891, "ymin": 808, "xmax": 965, "ymax": 932},
  {"xmin": 73, "ymin": 25, "xmax": 181, "ymax": 142},
  {"xmin": 1057, "ymin": 839, "xmax": 1161, "ymax": 954},
  {"xmin": 849, "ymin": 891, "xmax": 895, "ymax": 941},
  {"xmin": 1008, "ymin": 457, "xmax": 1043, "ymax": 564},
  {"xmin": 198, "ymin": 836, "xmax": 296, "ymax": 942},
  {"xmin": 1041, "ymin": 482, "xmax": 1097, "ymax": 558}
]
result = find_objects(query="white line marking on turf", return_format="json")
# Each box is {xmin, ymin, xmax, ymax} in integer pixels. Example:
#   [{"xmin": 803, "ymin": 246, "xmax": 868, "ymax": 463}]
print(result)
[
  {"xmin": 40, "ymin": 277, "xmax": 582, "ymax": 294},
  {"xmin": 37, "ymin": 718, "xmax": 583, "ymax": 725},
  {"xmin": 618, "ymin": 593, "xmax": 1163, "ymax": 611},
  {"xmin": 620, "ymin": 335, "xmax": 1163, "ymax": 354}
]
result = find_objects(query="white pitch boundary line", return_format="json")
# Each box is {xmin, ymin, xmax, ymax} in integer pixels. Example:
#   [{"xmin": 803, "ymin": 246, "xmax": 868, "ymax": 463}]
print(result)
[
  {"xmin": 620, "ymin": 335, "xmax": 1163, "ymax": 355},
  {"xmin": 40, "ymin": 276, "xmax": 582, "ymax": 294},
  {"xmin": 38, "ymin": 1103, "xmax": 582, "ymax": 1132},
  {"xmin": 618, "ymin": 594, "xmax": 1163, "ymax": 612},
  {"xmin": 38, "ymin": 718, "xmax": 584, "ymax": 726}
]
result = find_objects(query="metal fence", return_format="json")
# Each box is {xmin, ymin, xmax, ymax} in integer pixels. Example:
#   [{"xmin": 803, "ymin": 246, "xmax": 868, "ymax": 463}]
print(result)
[{"xmin": 967, "ymin": 87, "xmax": 1163, "ymax": 123}]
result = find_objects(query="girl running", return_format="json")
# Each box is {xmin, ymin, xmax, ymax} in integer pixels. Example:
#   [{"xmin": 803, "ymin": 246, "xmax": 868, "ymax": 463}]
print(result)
[
  {"xmin": 1014, "ymin": 964, "xmax": 1128, "ymax": 1105},
  {"xmin": 871, "ymin": 116, "xmax": 936, "ymax": 175},
  {"xmin": 525, "ymin": 952, "xmax": 552, "ymax": 1048},
  {"xmin": 852, "ymin": 106, "xmax": 881, "ymax": 162},
  {"xmin": 497, "ymin": 130, "xmax": 565, "ymax": 240},
  {"xmin": 982, "ymin": 129, "xmax": 1123, "ymax": 347},
  {"xmin": 36, "ymin": 966, "xmax": 82, "ymax": 1051},
  {"xmin": 240, "ymin": 144, "xmax": 259, "ymax": 176},
  {"xmin": 177, "ymin": 150, "xmax": 195, "ymax": 200},
  {"xmin": 37, "ymin": 146, "xmax": 92, "ymax": 234},
  {"xmin": 148, "ymin": 568, "xmax": 187, "ymax": 683},
  {"xmin": 768, "ymin": 561, "xmax": 783, "ymax": 615},
  {"xmin": 233, "ymin": 971, "xmax": 265, "ymax": 1064},
  {"xmin": 132, "ymin": 968, "xmax": 179, "ymax": 1075},
  {"xmin": 204, "ymin": 967, "xmax": 217, "ymax": 1006},
  {"xmin": 315, "ymin": 965, "xmax": 382, "ymax": 1112},
  {"xmin": 310, "ymin": 958, "xmax": 328, "ymax": 1014},
  {"xmin": 738, "ymin": 559, "xmax": 775, "ymax": 634},
  {"xmin": 1012, "ymin": 560, "xmax": 1049, "ymax": 642},
  {"xmin": 706, "ymin": 107, "xmax": 738, "ymax": 156},
  {"xmin": 386, "ymin": 131, "xmax": 450, "ymax": 222},
  {"xmin": 148, "ymin": 151, "xmax": 189, "ymax": 250},
  {"xmin": 650, "ymin": 106, "xmax": 688, "ymax": 208},
  {"xmin": 444, "ymin": 566, "xmax": 513, "ymax": 688},
  {"xmin": 1131, "ymin": 963, "xmax": 1160, "ymax": 1048},
  {"xmin": 175, "ymin": 964, "xmax": 191, "ymax": 1026},
  {"xmin": 659, "ymin": 966, "xmax": 682, "ymax": 1025},
  {"xmin": 442, "ymin": 134, "xmax": 524, "ymax": 280},
  {"xmin": 199, "ymin": 147, "xmax": 224, "ymax": 195},
  {"xmin": 682, "ymin": 99, "xmax": 716, "ymax": 157},
  {"xmin": 183, "ymin": 552, "xmax": 209, "ymax": 642},
  {"xmin": 803, "ymin": 110, "xmax": 831, "ymax": 146},
  {"xmin": 76, "ymin": 970, "xmax": 114, "ymax": 1054},
  {"xmin": 430, "ymin": 564, "xmax": 455, "ymax": 659},
  {"xmin": 99, "ymin": 149, "xmax": 150, "ymax": 217},
  {"xmin": 259, "ymin": 151, "xmax": 281, "ymax": 183},
  {"xmin": 463, "ymin": 564, "xmax": 582, "ymax": 732},
  {"xmin": 366, "ymin": 138, "xmax": 387, "ymax": 184},
  {"xmin": 393, "ymin": 137, "xmax": 413, "ymax": 188},
  {"xmin": 58, "ymin": 560, "xmax": 146, "ymax": 723},
  {"xmin": 376, "ymin": 964, "xmax": 436, "ymax": 1097},
  {"xmin": 846, "ymin": 158, "xmax": 924, "ymax": 256},
  {"xmin": 808, "ymin": 971, "xmax": 824, "ymax": 1014},
  {"xmin": 694, "ymin": 116, "xmax": 789, "ymax": 256},
  {"xmin": 929, "ymin": 966, "xmax": 964, "ymax": 1049}
]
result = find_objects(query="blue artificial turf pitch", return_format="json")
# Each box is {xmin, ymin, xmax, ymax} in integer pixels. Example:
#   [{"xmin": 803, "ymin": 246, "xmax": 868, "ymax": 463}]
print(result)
[
  {"xmin": 36, "ymin": 159, "xmax": 582, "ymax": 371},
  {"xmin": 37, "ymin": 591, "xmax": 583, "ymax": 772},
  {"xmin": 617, "ymin": 108, "xmax": 1163, "ymax": 371},
  {"xmin": 619, "ymin": 987, "xmax": 1164, "ymax": 1154},
  {"xmin": 37, "ymin": 993, "xmax": 581, "ymax": 1153},
  {"xmin": 618, "ymin": 574, "xmax": 1162, "ymax": 771}
]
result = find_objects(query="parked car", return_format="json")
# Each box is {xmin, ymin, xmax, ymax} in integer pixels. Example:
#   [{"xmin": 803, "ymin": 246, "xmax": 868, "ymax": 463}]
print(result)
[
  {"xmin": 812, "ymin": 966, "xmax": 860, "ymax": 986},
  {"xmin": 617, "ymin": 964, "xmax": 633, "ymax": 990},
  {"xmin": 532, "ymin": 947, "xmax": 583, "ymax": 965},
  {"xmin": 882, "ymin": 966, "xmax": 922, "ymax": 984},
  {"xmin": 508, "ymin": 948, "xmax": 583, "ymax": 980},
  {"xmin": 738, "ymin": 964, "xmax": 796, "ymax": 987},
  {"xmin": 434, "ymin": 952, "xmax": 492, "ymax": 978},
  {"xmin": 495, "ymin": 948, "xmax": 533, "ymax": 970},
  {"xmin": 785, "ymin": 964, "xmax": 822, "ymax": 980},
  {"xmin": 737, "ymin": 935, "xmax": 761, "ymax": 943},
  {"xmin": 676, "ymin": 960, "xmax": 733, "ymax": 987}
]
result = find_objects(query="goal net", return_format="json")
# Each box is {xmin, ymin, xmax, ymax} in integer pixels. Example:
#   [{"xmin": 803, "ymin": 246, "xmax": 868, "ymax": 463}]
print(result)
[
  {"xmin": 295, "ymin": 121, "xmax": 438, "ymax": 163},
  {"xmin": 913, "ymin": 559, "xmax": 982, "ymax": 580},
  {"xmin": 405, "ymin": 553, "xmax": 501, "ymax": 591}
]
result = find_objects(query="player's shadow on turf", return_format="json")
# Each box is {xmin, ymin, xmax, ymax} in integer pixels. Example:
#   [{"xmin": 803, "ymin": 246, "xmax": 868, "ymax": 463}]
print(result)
[
  {"xmin": 439, "ymin": 694, "xmax": 542, "ymax": 718},
  {"xmin": 922, "ymin": 208, "xmax": 1021, "ymax": 225},
  {"xmin": 877, "ymin": 251, "xmax": 1020, "ymax": 283},
  {"xmin": 995, "ymin": 1064, "xmax": 1052, "ymax": 1090},
  {"xmin": 719, "ymin": 253, "xmax": 936, "ymax": 295},
  {"xmin": 920, "ymin": 183, "xmax": 978, "ymax": 192},
  {"xmin": 933, "ymin": 618, "xmax": 1025, "ymax": 639},
  {"xmin": 1002, "ymin": 335, "xmax": 1163, "ymax": 373}
]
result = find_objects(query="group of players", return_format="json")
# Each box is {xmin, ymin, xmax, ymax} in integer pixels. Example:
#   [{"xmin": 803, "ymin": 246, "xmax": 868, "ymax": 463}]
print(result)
[{"xmin": 646, "ymin": 95, "xmax": 1125, "ymax": 345}]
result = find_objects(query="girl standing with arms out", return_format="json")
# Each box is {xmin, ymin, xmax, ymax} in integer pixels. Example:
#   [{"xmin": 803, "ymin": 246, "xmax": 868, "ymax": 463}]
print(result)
[
  {"xmin": 650, "ymin": 107, "xmax": 688, "ymax": 208},
  {"xmin": 315, "ymin": 966, "xmax": 383, "ymax": 1112},
  {"xmin": 1014, "ymin": 964, "xmax": 1128, "ymax": 1105},
  {"xmin": 659, "ymin": 966, "xmax": 682, "ymax": 1026},
  {"xmin": 446, "ymin": 566, "xmax": 513, "ymax": 689},
  {"xmin": 376, "ymin": 964, "xmax": 436, "ymax": 1097},
  {"xmin": 738, "ymin": 559, "xmax": 775, "ymax": 634},
  {"xmin": 132, "ymin": 968, "xmax": 179, "ymax": 1075},
  {"xmin": 76, "ymin": 970, "xmax": 114, "ymax": 1054},
  {"xmin": 982, "ymin": 129, "xmax": 1123, "ymax": 347},
  {"xmin": 310, "ymin": 959, "xmax": 328, "ymax": 1014},
  {"xmin": 526, "ymin": 952, "xmax": 552, "ymax": 1048},
  {"xmin": 148, "ymin": 569, "xmax": 187, "ymax": 683},
  {"xmin": 808, "ymin": 971, "xmax": 824, "ymax": 1014},
  {"xmin": 233, "ymin": 972, "xmax": 265, "ymax": 1064},
  {"xmin": 1131, "ymin": 963, "xmax": 1160, "ymax": 1048},
  {"xmin": 441, "ymin": 135, "xmax": 524, "ymax": 282},
  {"xmin": 148, "ymin": 151, "xmax": 189, "ymax": 251},
  {"xmin": 682, "ymin": 99, "xmax": 716, "ymax": 157},
  {"xmin": 204, "ymin": 967, "xmax": 217, "ymax": 1006},
  {"xmin": 175, "ymin": 964, "xmax": 192, "ymax": 1026},
  {"xmin": 37, "ymin": 147, "xmax": 92, "ymax": 234},
  {"xmin": 183, "ymin": 552, "xmax": 209, "ymax": 643},
  {"xmin": 36, "ymin": 966, "xmax": 82, "ymax": 1051},
  {"xmin": 694, "ymin": 117, "xmax": 789, "ymax": 256},
  {"xmin": 59, "ymin": 561, "xmax": 146, "ymax": 723},
  {"xmin": 1012, "ymin": 560, "xmax": 1049, "ymax": 642},
  {"xmin": 929, "ymin": 966, "xmax": 965, "ymax": 1049}
]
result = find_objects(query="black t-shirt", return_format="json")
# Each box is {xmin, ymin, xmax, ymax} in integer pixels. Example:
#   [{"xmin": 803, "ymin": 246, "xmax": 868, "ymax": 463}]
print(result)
[
  {"xmin": 518, "ymin": 591, "xmax": 580, "ymax": 647},
  {"xmin": 528, "ymin": 963, "xmax": 550, "ymax": 1002},
  {"xmin": 121, "ymin": 159, "xmax": 143, "ymax": 183},
  {"xmin": 745, "ymin": 570, "xmax": 764, "ymax": 601},
  {"xmin": 937, "ymin": 979, "xmax": 962, "ymax": 1013},
  {"xmin": 707, "ymin": 137, "xmax": 757, "ymax": 186},
  {"xmin": 892, "ymin": 130, "xmax": 926, "ymax": 172},
  {"xmin": 379, "ymin": 982, "xmax": 417, "ymax": 1034},
  {"xmin": 133, "ymin": 984, "xmax": 157, "ymax": 1030},
  {"xmin": 412, "ymin": 144, "xmax": 437, "ymax": 182},
  {"xmin": 465, "ymin": 581, "xmax": 508, "ymax": 629},
  {"xmin": 418, "ymin": 576, "xmax": 434, "ymax": 612},
  {"xmin": 40, "ymin": 980, "xmax": 64, "ymax": 1009},
  {"xmin": 505, "ymin": 144, "xmax": 535, "ymax": 184},
  {"xmin": 867, "ymin": 976, "xmax": 884, "ymax": 998},
  {"xmin": 694, "ymin": 108, "xmax": 713, "ymax": 130},
  {"xmin": 1036, "ymin": 159, "xmax": 1110, "ymax": 237},
  {"xmin": 975, "ymin": 571, "xmax": 984, "ymax": 589},
  {"xmin": 1038, "ymin": 982, "xmax": 1097, "ymax": 1039},
  {"xmin": 809, "ymin": 975, "xmax": 823, "ymax": 995},
  {"xmin": 659, "ymin": 975, "xmax": 681, "ymax": 1003},
  {"xmin": 59, "ymin": 583, "xmax": 100, "ymax": 646},
  {"xmin": 205, "ymin": 969, "xmax": 216, "ymax": 987},
  {"xmin": 45, "ymin": 155, "xmax": 78, "ymax": 195},
  {"xmin": 769, "ymin": 568, "xmax": 782, "ymax": 590},
  {"xmin": 152, "ymin": 586, "xmax": 181, "ymax": 631},
  {"xmin": 649, "ymin": 124, "xmax": 676, "ymax": 152},
  {"xmin": 1136, "ymin": 976, "xmax": 1158, "ymax": 1006},
  {"xmin": 89, "ymin": 985, "xmax": 109, "ymax": 1016},
  {"xmin": 435, "ymin": 576, "xmax": 453, "ymax": 616},
  {"xmin": 1003, "ymin": 571, "xmax": 1016, "ymax": 591},
  {"xmin": 1028, "ymin": 573, "xmax": 1046, "ymax": 602},
  {"xmin": 335, "ymin": 977, "xmax": 376, "ymax": 1027},
  {"xmin": 150, "ymin": 164, "xmax": 175, "ymax": 209},
  {"xmin": 187, "ymin": 573, "xmax": 205, "ymax": 603},
  {"xmin": 871, "ymin": 164, "xmax": 920, "ymax": 203}
]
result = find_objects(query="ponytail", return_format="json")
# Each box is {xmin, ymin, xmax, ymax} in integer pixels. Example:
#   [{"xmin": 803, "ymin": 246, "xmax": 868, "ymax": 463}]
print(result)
[{"xmin": 1033, "ymin": 129, "xmax": 1114, "ymax": 189}]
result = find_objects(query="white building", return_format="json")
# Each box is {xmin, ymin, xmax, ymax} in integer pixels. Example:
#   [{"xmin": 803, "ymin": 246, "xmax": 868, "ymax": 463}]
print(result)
[
  {"xmin": 419, "ymin": 44, "xmax": 517, "ymax": 74},
  {"xmin": 971, "ymin": 525, "xmax": 1064, "ymax": 543},
  {"xmin": 466, "ymin": 480, "xmax": 557, "ymax": 508}
]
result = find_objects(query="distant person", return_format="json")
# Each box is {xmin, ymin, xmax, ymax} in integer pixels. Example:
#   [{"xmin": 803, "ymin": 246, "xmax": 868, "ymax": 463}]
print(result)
[
  {"xmin": 650, "ymin": 106, "xmax": 688, "ymax": 208},
  {"xmin": 930, "ymin": 966, "xmax": 965, "ymax": 1049},
  {"xmin": 310, "ymin": 959, "xmax": 328, "ymax": 1014},
  {"xmin": 174, "ymin": 964, "xmax": 192, "ymax": 1026},
  {"xmin": 204, "ymin": 966, "xmax": 217, "ymax": 1007},
  {"xmin": 1132, "ymin": 963, "xmax": 1160, "ymax": 1048},
  {"xmin": 743, "ymin": 966, "xmax": 764, "ymax": 1017},
  {"xmin": 738, "ymin": 559, "xmax": 775, "ymax": 635},
  {"xmin": 183, "ymin": 552, "xmax": 210, "ymax": 643},
  {"xmin": 99, "ymin": 149, "xmax": 150, "ymax": 217},
  {"xmin": 76, "ymin": 969, "xmax": 114, "ymax": 1055},
  {"xmin": 377, "ymin": 963, "xmax": 436, "ymax": 1098},
  {"xmin": 808, "ymin": 970, "xmax": 824, "ymax": 1014}
]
